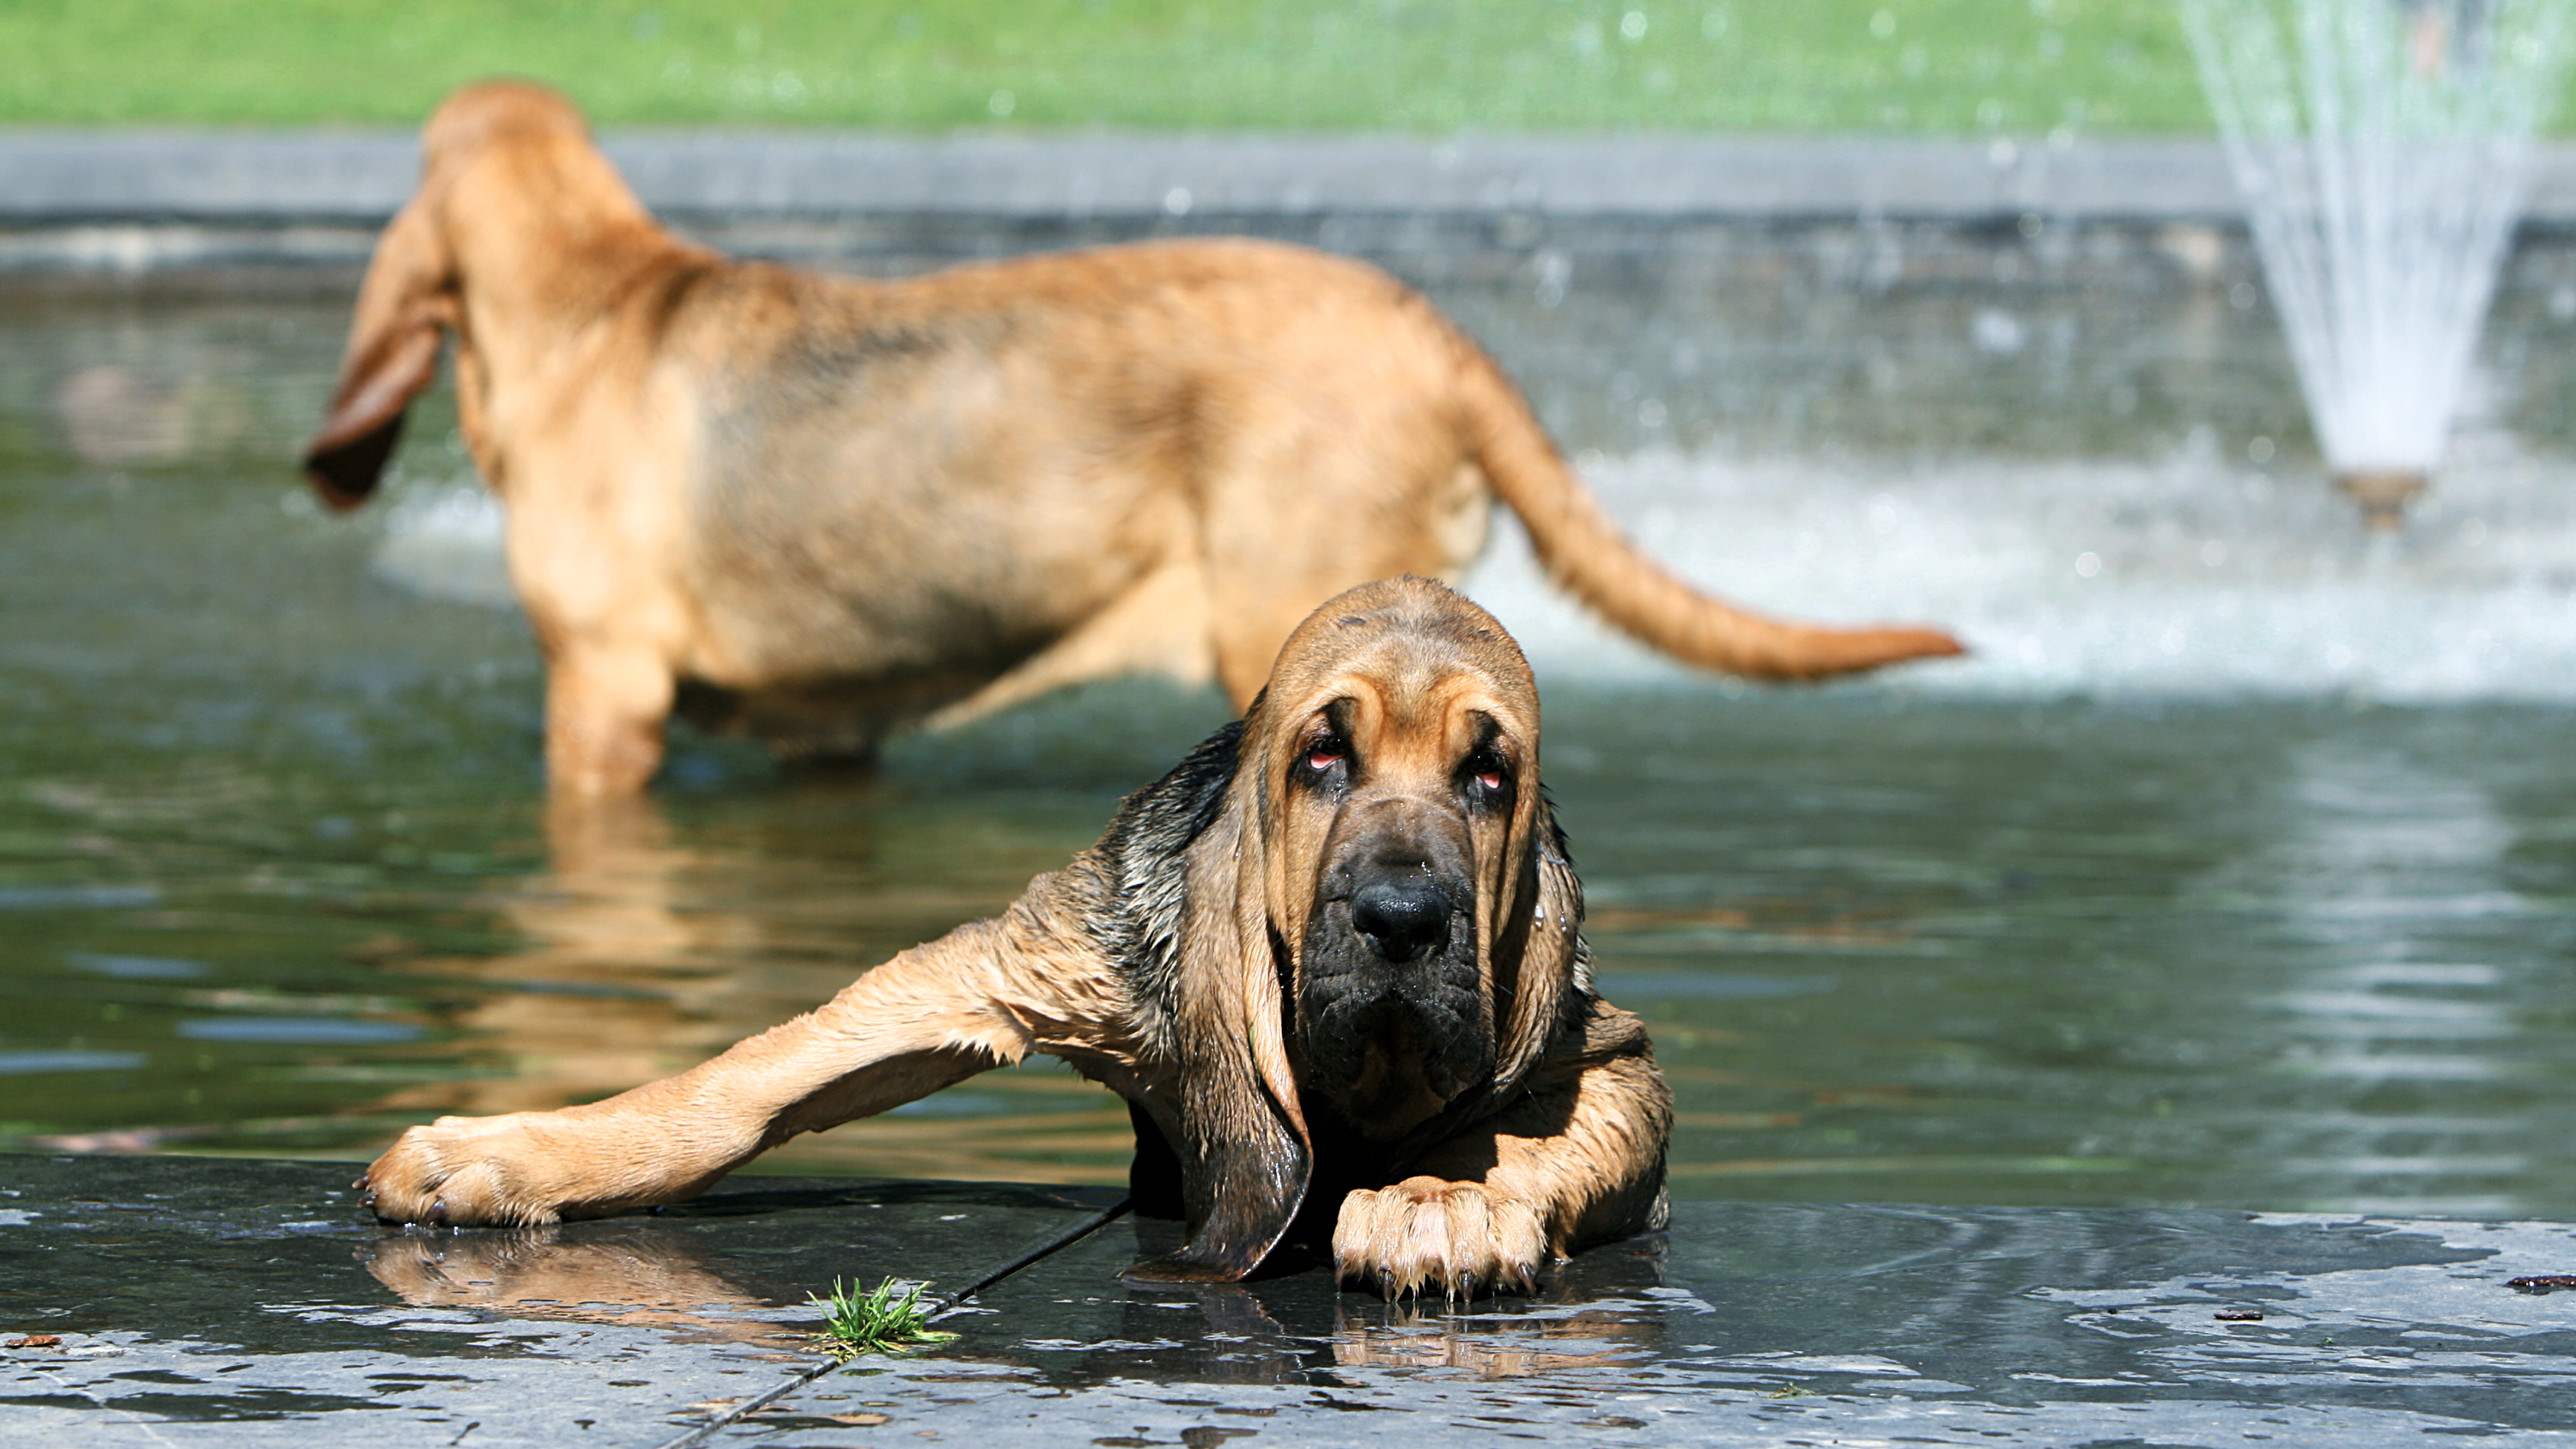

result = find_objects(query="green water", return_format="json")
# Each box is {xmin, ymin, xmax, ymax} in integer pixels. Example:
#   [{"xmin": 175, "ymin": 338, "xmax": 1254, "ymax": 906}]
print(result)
[{"xmin": 3, "ymin": 278, "xmax": 2571, "ymax": 1218}]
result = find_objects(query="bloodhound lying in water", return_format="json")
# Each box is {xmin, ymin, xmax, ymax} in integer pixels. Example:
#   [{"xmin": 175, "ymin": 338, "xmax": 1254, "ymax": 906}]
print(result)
[
  {"xmin": 304, "ymin": 81, "xmax": 1962, "ymax": 797},
  {"xmin": 357, "ymin": 579, "xmax": 1671, "ymax": 1296}
]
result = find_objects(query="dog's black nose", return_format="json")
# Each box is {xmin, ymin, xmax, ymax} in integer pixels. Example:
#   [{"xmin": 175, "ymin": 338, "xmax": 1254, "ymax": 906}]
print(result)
[{"xmin": 1350, "ymin": 880, "xmax": 1451, "ymax": 963}]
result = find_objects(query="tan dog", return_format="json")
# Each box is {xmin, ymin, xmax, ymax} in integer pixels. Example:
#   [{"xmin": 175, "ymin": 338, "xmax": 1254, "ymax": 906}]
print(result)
[
  {"xmin": 358, "ymin": 578, "xmax": 1672, "ymax": 1296},
  {"xmin": 304, "ymin": 81, "xmax": 1962, "ymax": 796}
]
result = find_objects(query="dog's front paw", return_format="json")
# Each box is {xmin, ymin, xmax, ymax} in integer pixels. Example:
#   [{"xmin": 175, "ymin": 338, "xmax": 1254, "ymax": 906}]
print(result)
[
  {"xmin": 355, "ymin": 1112, "xmax": 598, "ymax": 1227},
  {"xmin": 1332, "ymin": 1177, "xmax": 1550, "ymax": 1300}
]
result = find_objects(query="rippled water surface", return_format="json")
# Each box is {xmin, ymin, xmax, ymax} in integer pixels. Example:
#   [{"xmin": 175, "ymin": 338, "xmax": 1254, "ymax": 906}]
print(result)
[{"xmin": 2, "ymin": 242, "xmax": 2572, "ymax": 1215}]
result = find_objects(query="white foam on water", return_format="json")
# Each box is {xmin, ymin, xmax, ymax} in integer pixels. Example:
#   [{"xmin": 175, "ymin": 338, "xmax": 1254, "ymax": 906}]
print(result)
[
  {"xmin": 368, "ymin": 451, "xmax": 2576, "ymax": 703},
  {"xmin": 1460, "ymin": 445, "xmax": 2576, "ymax": 703},
  {"xmin": 370, "ymin": 478, "xmax": 514, "ymax": 608}
]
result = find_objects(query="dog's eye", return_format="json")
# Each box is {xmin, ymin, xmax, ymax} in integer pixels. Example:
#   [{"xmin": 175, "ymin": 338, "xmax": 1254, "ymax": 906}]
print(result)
[
  {"xmin": 1466, "ymin": 748, "xmax": 1511, "ymax": 795},
  {"xmin": 1305, "ymin": 741, "xmax": 1346, "ymax": 773}
]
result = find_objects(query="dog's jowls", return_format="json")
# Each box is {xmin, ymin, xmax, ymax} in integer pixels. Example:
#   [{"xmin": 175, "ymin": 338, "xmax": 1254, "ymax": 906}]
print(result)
[
  {"xmin": 356, "ymin": 577, "xmax": 1673, "ymax": 1299},
  {"xmin": 303, "ymin": 80, "xmax": 1961, "ymax": 796}
]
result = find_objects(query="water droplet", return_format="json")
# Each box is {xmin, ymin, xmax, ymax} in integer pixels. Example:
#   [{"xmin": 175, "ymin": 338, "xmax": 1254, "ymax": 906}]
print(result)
[
  {"xmin": 1621, "ymin": 9, "xmax": 1648, "ymax": 40},
  {"xmin": 1971, "ymin": 307, "xmax": 2027, "ymax": 356},
  {"xmin": 2075, "ymin": 551, "xmax": 2103, "ymax": 579},
  {"xmin": 988, "ymin": 88, "xmax": 1015, "ymax": 118},
  {"xmin": 1162, "ymin": 186, "xmax": 1193, "ymax": 216}
]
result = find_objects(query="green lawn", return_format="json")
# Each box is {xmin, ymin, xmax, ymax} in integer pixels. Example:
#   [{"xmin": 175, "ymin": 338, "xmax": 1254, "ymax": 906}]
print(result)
[{"xmin": 0, "ymin": 0, "xmax": 2214, "ymax": 133}]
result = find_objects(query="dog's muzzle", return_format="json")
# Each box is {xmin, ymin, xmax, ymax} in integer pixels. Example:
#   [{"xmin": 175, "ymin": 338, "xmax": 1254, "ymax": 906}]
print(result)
[
  {"xmin": 1298, "ymin": 855, "xmax": 1490, "ymax": 1135},
  {"xmin": 1349, "ymin": 878, "xmax": 1452, "ymax": 964}
]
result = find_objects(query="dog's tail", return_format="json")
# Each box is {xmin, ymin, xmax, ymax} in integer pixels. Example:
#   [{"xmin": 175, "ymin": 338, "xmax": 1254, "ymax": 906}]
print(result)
[{"xmin": 1454, "ymin": 340, "xmax": 1965, "ymax": 681}]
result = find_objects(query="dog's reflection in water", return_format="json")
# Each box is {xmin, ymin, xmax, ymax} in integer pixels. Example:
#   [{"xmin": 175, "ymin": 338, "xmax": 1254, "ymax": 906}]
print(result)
[
  {"xmin": 1106, "ymin": 1281, "xmax": 1661, "ymax": 1385},
  {"xmin": 356, "ymin": 1215, "xmax": 1673, "ymax": 1380},
  {"xmin": 1324, "ymin": 1234, "xmax": 1670, "ymax": 1379},
  {"xmin": 1327, "ymin": 1300, "xmax": 1654, "ymax": 1378},
  {"xmin": 356, "ymin": 1222, "xmax": 810, "ymax": 1350},
  {"xmin": 1060, "ymin": 1221, "xmax": 1672, "ymax": 1385}
]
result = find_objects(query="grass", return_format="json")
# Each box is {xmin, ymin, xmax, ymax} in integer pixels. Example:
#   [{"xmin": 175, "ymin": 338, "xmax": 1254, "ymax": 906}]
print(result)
[
  {"xmin": 806, "ymin": 1277, "xmax": 960, "ymax": 1360},
  {"xmin": 0, "ymin": 0, "xmax": 2221, "ymax": 133}
]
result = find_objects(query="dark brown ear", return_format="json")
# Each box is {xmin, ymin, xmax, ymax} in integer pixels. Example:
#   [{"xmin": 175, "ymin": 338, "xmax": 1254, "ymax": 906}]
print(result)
[
  {"xmin": 1121, "ymin": 803, "xmax": 1313, "ymax": 1285},
  {"xmin": 1491, "ymin": 800, "xmax": 1587, "ymax": 1093},
  {"xmin": 302, "ymin": 197, "xmax": 453, "ymax": 510},
  {"xmin": 1120, "ymin": 1058, "xmax": 1309, "ymax": 1284}
]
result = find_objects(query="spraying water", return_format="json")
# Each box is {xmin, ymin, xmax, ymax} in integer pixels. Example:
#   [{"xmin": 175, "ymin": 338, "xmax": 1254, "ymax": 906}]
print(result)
[{"xmin": 2181, "ymin": 0, "xmax": 2572, "ymax": 529}]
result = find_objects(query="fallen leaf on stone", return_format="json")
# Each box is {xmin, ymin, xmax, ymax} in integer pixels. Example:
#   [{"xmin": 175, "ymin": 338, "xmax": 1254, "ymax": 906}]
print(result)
[
  {"xmin": 684, "ymin": 1398, "xmax": 743, "ymax": 1411},
  {"xmin": 6, "ymin": 1336, "xmax": 63, "ymax": 1349},
  {"xmin": 829, "ymin": 1413, "xmax": 891, "ymax": 1426}
]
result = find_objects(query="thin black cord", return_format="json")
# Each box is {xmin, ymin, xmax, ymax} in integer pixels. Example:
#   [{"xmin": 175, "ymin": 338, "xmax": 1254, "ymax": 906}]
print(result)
[{"xmin": 652, "ymin": 1196, "xmax": 1131, "ymax": 1449}]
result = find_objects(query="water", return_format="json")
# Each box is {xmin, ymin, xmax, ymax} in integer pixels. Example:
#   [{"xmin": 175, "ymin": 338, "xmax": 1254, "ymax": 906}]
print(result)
[
  {"xmin": 1, "ymin": 232, "xmax": 2573, "ymax": 1215},
  {"xmin": 2182, "ymin": 0, "xmax": 2573, "ymax": 480}
]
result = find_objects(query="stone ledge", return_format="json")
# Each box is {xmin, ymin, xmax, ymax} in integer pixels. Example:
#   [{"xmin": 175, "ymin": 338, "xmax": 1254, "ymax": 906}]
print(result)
[{"xmin": 17, "ymin": 130, "xmax": 2576, "ymax": 224}]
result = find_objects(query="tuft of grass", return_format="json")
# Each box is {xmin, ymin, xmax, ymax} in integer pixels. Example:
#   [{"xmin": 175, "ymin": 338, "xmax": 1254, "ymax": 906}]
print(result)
[{"xmin": 806, "ymin": 1276, "xmax": 959, "ymax": 1360}]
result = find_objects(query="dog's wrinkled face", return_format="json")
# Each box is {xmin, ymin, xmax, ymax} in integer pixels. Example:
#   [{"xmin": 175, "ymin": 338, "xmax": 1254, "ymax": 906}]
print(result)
[{"xmin": 1255, "ymin": 581, "xmax": 1542, "ymax": 1144}]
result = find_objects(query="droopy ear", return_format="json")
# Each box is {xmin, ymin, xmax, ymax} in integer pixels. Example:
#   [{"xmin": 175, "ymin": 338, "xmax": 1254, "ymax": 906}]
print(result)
[
  {"xmin": 302, "ymin": 196, "xmax": 453, "ymax": 510},
  {"xmin": 1121, "ymin": 1050, "xmax": 1309, "ymax": 1284},
  {"xmin": 1491, "ymin": 799, "xmax": 1587, "ymax": 1093},
  {"xmin": 1121, "ymin": 804, "xmax": 1312, "ymax": 1284}
]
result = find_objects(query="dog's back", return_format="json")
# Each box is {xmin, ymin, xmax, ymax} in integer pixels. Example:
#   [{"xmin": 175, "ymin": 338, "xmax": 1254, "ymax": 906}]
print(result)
[{"xmin": 304, "ymin": 81, "xmax": 1961, "ymax": 794}]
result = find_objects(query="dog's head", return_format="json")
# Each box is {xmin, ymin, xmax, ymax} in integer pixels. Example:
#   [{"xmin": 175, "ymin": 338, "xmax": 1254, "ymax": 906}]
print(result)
[
  {"xmin": 300, "ymin": 81, "xmax": 642, "ymax": 510},
  {"xmin": 1133, "ymin": 577, "xmax": 1586, "ymax": 1282},
  {"xmin": 1251, "ymin": 576, "xmax": 1576, "ymax": 1142}
]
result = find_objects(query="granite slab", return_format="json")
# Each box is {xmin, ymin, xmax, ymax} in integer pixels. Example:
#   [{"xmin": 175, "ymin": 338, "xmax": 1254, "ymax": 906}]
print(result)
[
  {"xmin": 12, "ymin": 130, "xmax": 2576, "ymax": 229},
  {"xmin": 0, "ymin": 1154, "xmax": 1119, "ymax": 1447},
  {"xmin": 743, "ymin": 1202, "xmax": 2576, "ymax": 1446},
  {"xmin": 9, "ymin": 1154, "xmax": 2576, "ymax": 1446}
]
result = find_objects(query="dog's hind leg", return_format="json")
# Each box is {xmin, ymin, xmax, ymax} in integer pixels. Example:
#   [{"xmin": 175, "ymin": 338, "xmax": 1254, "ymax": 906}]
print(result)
[
  {"xmin": 356, "ymin": 892, "xmax": 1134, "ymax": 1227},
  {"xmin": 924, "ymin": 558, "xmax": 1216, "ymax": 730},
  {"xmin": 544, "ymin": 644, "xmax": 676, "ymax": 797}
]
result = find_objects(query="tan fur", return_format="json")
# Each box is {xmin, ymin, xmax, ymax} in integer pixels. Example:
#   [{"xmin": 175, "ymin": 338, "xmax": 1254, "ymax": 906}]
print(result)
[
  {"xmin": 306, "ymin": 81, "xmax": 1964, "ymax": 797},
  {"xmin": 358, "ymin": 579, "xmax": 1671, "ymax": 1297}
]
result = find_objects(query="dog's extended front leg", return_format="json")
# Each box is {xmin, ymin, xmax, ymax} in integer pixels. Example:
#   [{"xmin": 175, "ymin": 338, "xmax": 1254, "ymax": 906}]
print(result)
[
  {"xmin": 358, "ymin": 898, "xmax": 1129, "ymax": 1227},
  {"xmin": 1331, "ymin": 1000, "xmax": 1672, "ymax": 1299},
  {"xmin": 544, "ymin": 645, "xmax": 674, "ymax": 797}
]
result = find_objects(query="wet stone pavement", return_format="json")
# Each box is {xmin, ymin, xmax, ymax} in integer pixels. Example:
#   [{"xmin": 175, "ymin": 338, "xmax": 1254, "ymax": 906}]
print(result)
[{"xmin": 6, "ymin": 1155, "xmax": 2576, "ymax": 1446}]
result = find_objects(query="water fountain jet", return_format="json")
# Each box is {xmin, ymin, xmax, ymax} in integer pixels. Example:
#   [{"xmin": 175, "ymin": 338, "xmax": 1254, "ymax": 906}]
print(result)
[{"xmin": 2181, "ymin": 0, "xmax": 2571, "ymax": 531}]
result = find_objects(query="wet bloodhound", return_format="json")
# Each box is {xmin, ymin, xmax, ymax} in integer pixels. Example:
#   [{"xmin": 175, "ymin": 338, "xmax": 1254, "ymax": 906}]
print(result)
[
  {"xmin": 302, "ymin": 80, "xmax": 1962, "ymax": 797},
  {"xmin": 356, "ymin": 579, "xmax": 1671, "ymax": 1295}
]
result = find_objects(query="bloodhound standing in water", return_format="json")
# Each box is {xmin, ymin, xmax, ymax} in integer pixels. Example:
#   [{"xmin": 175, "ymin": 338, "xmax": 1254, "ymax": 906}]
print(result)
[
  {"xmin": 357, "ymin": 579, "xmax": 1671, "ymax": 1295},
  {"xmin": 304, "ymin": 81, "xmax": 1961, "ymax": 797}
]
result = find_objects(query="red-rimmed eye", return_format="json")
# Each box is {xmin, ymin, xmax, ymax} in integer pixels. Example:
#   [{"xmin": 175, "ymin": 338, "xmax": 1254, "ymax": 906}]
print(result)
[
  {"xmin": 1308, "ymin": 745, "xmax": 1344, "ymax": 771},
  {"xmin": 1475, "ymin": 768, "xmax": 1504, "ymax": 791}
]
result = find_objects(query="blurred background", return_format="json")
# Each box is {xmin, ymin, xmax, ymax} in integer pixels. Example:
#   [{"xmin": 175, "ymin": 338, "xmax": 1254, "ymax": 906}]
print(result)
[
  {"xmin": 1, "ymin": 1, "xmax": 2572, "ymax": 1220},
  {"xmin": 0, "ymin": 1, "xmax": 2201, "ymax": 131}
]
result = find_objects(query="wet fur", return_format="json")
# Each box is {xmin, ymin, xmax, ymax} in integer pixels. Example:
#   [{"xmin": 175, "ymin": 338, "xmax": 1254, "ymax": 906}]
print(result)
[
  {"xmin": 304, "ymin": 81, "xmax": 1962, "ymax": 796},
  {"xmin": 356, "ymin": 578, "xmax": 1673, "ymax": 1297}
]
